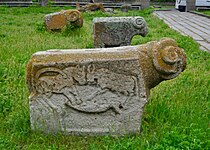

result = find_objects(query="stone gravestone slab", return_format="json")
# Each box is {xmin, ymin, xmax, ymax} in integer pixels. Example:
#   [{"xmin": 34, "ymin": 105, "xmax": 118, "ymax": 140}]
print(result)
[
  {"xmin": 93, "ymin": 17, "xmax": 148, "ymax": 48},
  {"xmin": 26, "ymin": 38, "xmax": 186, "ymax": 135},
  {"xmin": 44, "ymin": 10, "xmax": 83, "ymax": 31}
]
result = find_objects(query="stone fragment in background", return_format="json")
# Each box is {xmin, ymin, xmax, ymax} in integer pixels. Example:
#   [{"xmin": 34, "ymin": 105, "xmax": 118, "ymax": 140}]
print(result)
[
  {"xmin": 26, "ymin": 38, "xmax": 186, "ymax": 136},
  {"xmin": 93, "ymin": 17, "xmax": 148, "ymax": 48},
  {"xmin": 76, "ymin": 2, "xmax": 105, "ymax": 12},
  {"xmin": 121, "ymin": 4, "xmax": 132, "ymax": 12},
  {"xmin": 44, "ymin": 10, "xmax": 83, "ymax": 31},
  {"xmin": 104, "ymin": 8, "xmax": 115, "ymax": 14}
]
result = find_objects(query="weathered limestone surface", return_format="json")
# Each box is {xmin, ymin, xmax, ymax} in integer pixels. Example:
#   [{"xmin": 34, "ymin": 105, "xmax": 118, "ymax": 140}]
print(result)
[
  {"xmin": 93, "ymin": 17, "xmax": 148, "ymax": 48},
  {"xmin": 26, "ymin": 38, "xmax": 186, "ymax": 135},
  {"xmin": 44, "ymin": 10, "xmax": 83, "ymax": 31}
]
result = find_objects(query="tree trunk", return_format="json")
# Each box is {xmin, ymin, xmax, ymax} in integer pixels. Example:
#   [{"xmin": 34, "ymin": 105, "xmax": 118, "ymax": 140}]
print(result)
[
  {"xmin": 186, "ymin": 0, "xmax": 196, "ymax": 12},
  {"xmin": 39, "ymin": 0, "xmax": 48, "ymax": 6}
]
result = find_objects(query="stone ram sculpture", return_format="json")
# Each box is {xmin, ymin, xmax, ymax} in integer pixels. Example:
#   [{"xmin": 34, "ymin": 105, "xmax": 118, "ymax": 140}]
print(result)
[
  {"xmin": 93, "ymin": 16, "xmax": 148, "ymax": 48},
  {"xmin": 26, "ymin": 38, "xmax": 186, "ymax": 135},
  {"xmin": 44, "ymin": 10, "xmax": 83, "ymax": 31}
]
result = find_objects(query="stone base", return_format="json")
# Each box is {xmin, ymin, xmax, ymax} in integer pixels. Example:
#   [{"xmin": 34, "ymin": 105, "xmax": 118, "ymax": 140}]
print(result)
[{"xmin": 30, "ymin": 95, "xmax": 145, "ymax": 135}]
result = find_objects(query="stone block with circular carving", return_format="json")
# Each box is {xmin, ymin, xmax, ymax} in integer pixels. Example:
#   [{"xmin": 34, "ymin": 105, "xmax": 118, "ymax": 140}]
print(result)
[
  {"xmin": 26, "ymin": 38, "xmax": 186, "ymax": 135},
  {"xmin": 93, "ymin": 17, "xmax": 148, "ymax": 48},
  {"xmin": 44, "ymin": 10, "xmax": 83, "ymax": 31}
]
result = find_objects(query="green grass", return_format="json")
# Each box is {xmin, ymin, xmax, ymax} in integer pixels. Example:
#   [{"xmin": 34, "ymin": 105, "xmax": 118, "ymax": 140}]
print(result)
[
  {"xmin": 0, "ymin": 6, "xmax": 209, "ymax": 149},
  {"xmin": 196, "ymin": 10, "xmax": 210, "ymax": 16}
]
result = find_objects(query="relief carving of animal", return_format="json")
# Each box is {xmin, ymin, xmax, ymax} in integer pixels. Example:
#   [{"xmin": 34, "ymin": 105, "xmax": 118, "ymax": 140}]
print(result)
[{"xmin": 86, "ymin": 64, "xmax": 137, "ymax": 96}]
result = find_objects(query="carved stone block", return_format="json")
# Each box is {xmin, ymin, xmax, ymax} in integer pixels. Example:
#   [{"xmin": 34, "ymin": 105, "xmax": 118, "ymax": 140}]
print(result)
[
  {"xmin": 93, "ymin": 17, "xmax": 148, "ymax": 48},
  {"xmin": 44, "ymin": 10, "xmax": 83, "ymax": 31},
  {"xmin": 26, "ymin": 38, "xmax": 186, "ymax": 135}
]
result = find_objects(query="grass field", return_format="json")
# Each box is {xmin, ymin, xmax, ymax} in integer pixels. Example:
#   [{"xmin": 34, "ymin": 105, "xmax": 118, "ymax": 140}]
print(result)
[
  {"xmin": 197, "ymin": 10, "xmax": 210, "ymax": 16},
  {"xmin": 0, "ymin": 6, "xmax": 209, "ymax": 149}
]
